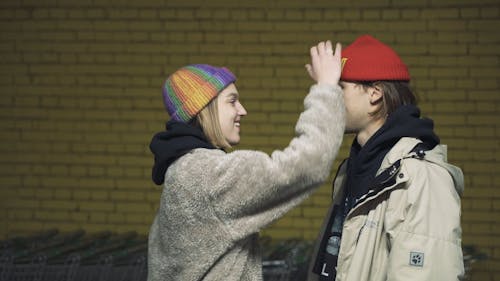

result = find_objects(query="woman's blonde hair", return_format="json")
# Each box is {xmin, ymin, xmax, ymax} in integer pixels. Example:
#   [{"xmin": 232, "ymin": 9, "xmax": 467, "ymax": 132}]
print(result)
[{"xmin": 192, "ymin": 95, "xmax": 231, "ymax": 149}]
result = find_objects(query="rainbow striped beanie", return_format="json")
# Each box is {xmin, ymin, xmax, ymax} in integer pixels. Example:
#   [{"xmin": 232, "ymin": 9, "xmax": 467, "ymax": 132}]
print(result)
[{"xmin": 162, "ymin": 64, "xmax": 237, "ymax": 122}]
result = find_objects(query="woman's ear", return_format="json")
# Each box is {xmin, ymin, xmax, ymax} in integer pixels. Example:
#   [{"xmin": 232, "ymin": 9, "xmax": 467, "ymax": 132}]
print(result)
[{"xmin": 369, "ymin": 85, "xmax": 383, "ymax": 105}]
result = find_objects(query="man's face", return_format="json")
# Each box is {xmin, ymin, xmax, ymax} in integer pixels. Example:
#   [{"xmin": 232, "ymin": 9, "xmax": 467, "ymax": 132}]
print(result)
[{"xmin": 339, "ymin": 81, "xmax": 372, "ymax": 134}]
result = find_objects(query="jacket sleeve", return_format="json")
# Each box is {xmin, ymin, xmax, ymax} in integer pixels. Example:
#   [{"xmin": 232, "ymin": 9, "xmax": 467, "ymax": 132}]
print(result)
[
  {"xmin": 385, "ymin": 159, "xmax": 465, "ymax": 281},
  {"xmin": 202, "ymin": 84, "xmax": 345, "ymax": 240}
]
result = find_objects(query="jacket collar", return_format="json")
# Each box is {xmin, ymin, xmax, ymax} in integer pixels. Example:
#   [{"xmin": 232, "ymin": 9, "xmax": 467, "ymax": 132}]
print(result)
[
  {"xmin": 378, "ymin": 137, "xmax": 463, "ymax": 195},
  {"xmin": 377, "ymin": 137, "xmax": 421, "ymax": 174},
  {"xmin": 343, "ymin": 137, "xmax": 464, "ymax": 216}
]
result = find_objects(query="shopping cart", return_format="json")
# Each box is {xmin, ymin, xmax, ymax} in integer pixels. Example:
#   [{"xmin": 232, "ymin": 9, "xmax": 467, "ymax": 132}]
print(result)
[
  {"xmin": 261, "ymin": 237, "xmax": 313, "ymax": 281},
  {"xmin": 0, "ymin": 229, "xmax": 147, "ymax": 281},
  {"xmin": 0, "ymin": 230, "xmax": 488, "ymax": 281}
]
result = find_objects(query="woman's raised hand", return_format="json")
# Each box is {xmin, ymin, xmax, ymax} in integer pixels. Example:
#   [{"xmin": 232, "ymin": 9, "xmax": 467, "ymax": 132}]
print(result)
[{"xmin": 305, "ymin": 40, "xmax": 342, "ymax": 87}]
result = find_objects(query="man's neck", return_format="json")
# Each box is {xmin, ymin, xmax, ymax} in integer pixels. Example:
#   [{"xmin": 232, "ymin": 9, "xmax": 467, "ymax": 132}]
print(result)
[{"xmin": 356, "ymin": 118, "xmax": 386, "ymax": 147}]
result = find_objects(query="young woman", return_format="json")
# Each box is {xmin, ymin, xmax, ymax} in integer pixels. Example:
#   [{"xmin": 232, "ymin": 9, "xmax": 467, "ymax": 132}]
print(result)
[{"xmin": 148, "ymin": 40, "xmax": 345, "ymax": 281}]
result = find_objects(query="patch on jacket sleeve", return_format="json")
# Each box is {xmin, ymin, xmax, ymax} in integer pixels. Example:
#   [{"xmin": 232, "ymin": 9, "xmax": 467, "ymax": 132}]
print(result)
[{"xmin": 409, "ymin": 251, "xmax": 424, "ymax": 267}]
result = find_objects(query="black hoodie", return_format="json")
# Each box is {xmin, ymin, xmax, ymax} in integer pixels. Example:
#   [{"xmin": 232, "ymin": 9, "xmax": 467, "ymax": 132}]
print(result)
[
  {"xmin": 149, "ymin": 120, "xmax": 215, "ymax": 185},
  {"xmin": 343, "ymin": 104, "xmax": 440, "ymax": 214}
]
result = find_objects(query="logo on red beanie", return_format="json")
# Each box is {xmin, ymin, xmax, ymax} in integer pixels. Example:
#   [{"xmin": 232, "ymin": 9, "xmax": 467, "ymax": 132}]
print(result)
[{"xmin": 341, "ymin": 58, "xmax": 348, "ymax": 71}]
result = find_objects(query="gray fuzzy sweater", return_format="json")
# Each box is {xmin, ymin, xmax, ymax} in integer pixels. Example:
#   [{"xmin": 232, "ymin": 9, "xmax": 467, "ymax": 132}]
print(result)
[{"xmin": 148, "ymin": 84, "xmax": 345, "ymax": 281}]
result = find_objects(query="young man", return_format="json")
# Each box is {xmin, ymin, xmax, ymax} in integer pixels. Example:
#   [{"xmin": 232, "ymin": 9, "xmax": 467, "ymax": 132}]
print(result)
[{"xmin": 308, "ymin": 35, "xmax": 464, "ymax": 281}]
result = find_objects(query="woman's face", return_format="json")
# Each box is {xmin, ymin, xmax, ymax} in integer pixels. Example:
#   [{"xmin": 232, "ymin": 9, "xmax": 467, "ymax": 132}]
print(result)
[{"xmin": 217, "ymin": 83, "xmax": 247, "ymax": 145}]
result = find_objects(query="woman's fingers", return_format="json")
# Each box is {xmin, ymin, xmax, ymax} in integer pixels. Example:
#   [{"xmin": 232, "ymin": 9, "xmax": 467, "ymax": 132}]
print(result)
[
  {"xmin": 308, "ymin": 40, "xmax": 342, "ymax": 86},
  {"xmin": 307, "ymin": 40, "xmax": 342, "ymax": 84},
  {"xmin": 333, "ymin": 42, "xmax": 341, "ymax": 58},
  {"xmin": 325, "ymin": 40, "xmax": 333, "ymax": 55}
]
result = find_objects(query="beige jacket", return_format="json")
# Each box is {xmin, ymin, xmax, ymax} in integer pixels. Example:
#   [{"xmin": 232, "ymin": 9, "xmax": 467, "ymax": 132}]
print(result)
[{"xmin": 308, "ymin": 137, "xmax": 464, "ymax": 281}]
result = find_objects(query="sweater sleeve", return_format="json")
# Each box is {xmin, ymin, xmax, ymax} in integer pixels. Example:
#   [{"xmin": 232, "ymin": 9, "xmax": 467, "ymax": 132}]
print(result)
[{"xmin": 201, "ymin": 84, "xmax": 345, "ymax": 240}]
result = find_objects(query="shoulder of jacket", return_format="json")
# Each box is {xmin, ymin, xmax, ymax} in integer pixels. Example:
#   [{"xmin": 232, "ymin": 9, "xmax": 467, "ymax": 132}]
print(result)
[{"xmin": 378, "ymin": 137, "xmax": 422, "ymax": 173}]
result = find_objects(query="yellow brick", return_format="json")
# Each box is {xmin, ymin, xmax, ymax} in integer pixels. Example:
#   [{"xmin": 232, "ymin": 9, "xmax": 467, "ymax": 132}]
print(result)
[
  {"xmin": 8, "ymin": 210, "xmax": 33, "ymax": 220},
  {"xmin": 88, "ymin": 167, "xmax": 106, "ymax": 177},
  {"xmin": 268, "ymin": 136, "xmax": 290, "ymax": 147},
  {"xmin": 35, "ymin": 188, "xmax": 53, "ymax": 199},
  {"xmin": 285, "ymin": 10, "xmax": 303, "ymax": 20},
  {"xmin": 111, "ymin": 223, "xmax": 150, "ymax": 234},
  {"xmin": 41, "ymin": 177, "xmax": 75, "ymax": 188},
  {"xmin": 465, "ymin": 186, "xmax": 499, "ymax": 199},
  {"xmin": 266, "ymin": 9, "xmax": 284, "ymax": 19},
  {"xmin": 475, "ymin": 102, "xmax": 496, "ymax": 112},
  {"xmin": 7, "ymin": 221, "xmax": 44, "ymax": 235},
  {"xmin": 91, "ymin": 190, "xmax": 108, "ymax": 200},
  {"xmin": 261, "ymin": 102, "xmax": 280, "ymax": 111},
  {"xmin": 467, "ymin": 115, "xmax": 498, "ymax": 126},
  {"xmin": 274, "ymin": 22, "xmax": 309, "ymax": 31},
  {"xmin": 78, "ymin": 223, "xmax": 107, "ymax": 234},
  {"xmin": 292, "ymin": 218, "xmax": 314, "ymax": 228},
  {"xmin": 471, "ymin": 91, "xmax": 498, "ymax": 101},
  {"xmin": 116, "ymin": 202, "xmax": 151, "ymax": 213},
  {"xmin": 303, "ymin": 207, "xmax": 329, "ymax": 218},
  {"xmin": 71, "ymin": 212, "xmax": 89, "ymax": 222},
  {"xmin": 428, "ymin": 20, "xmax": 467, "ymax": 31},
  {"xmin": 212, "ymin": 9, "xmax": 230, "ymax": 19},
  {"xmin": 469, "ymin": 19, "xmax": 500, "ymax": 31},
  {"xmin": 78, "ymin": 155, "xmax": 116, "ymax": 166},
  {"xmin": 471, "ymin": 67, "xmax": 499, "ymax": 78},
  {"xmin": 70, "ymin": 166, "xmax": 87, "ymax": 176},
  {"xmin": 462, "ymin": 211, "xmax": 498, "ymax": 224},
  {"xmin": 467, "ymin": 271, "xmax": 493, "ymax": 281},
  {"xmin": 287, "ymin": 207, "xmax": 303, "ymax": 217},
  {"xmin": 342, "ymin": 9, "xmax": 361, "ymax": 19},
  {"xmin": 272, "ymin": 217, "xmax": 294, "ymax": 227},
  {"xmin": 89, "ymin": 213, "xmax": 107, "ymax": 223},
  {"xmin": 126, "ymin": 214, "xmax": 147, "ymax": 223},
  {"xmin": 109, "ymin": 9, "xmax": 138, "ymax": 19},
  {"xmin": 303, "ymin": 229, "xmax": 320, "ymax": 240},
  {"xmin": 304, "ymin": 10, "xmax": 322, "ymax": 20},
  {"xmin": 467, "ymin": 223, "xmax": 492, "ymax": 235},
  {"xmin": 429, "ymin": 114, "xmax": 467, "ymax": 126},
  {"xmin": 79, "ymin": 201, "xmax": 114, "ymax": 212},
  {"xmin": 261, "ymin": 228, "xmax": 301, "ymax": 240},
  {"xmin": 7, "ymin": 199, "xmax": 40, "ymax": 208},
  {"xmin": 382, "ymin": 9, "xmax": 400, "ymax": 20},
  {"xmin": 35, "ymin": 211, "xmax": 70, "ymax": 221},
  {"xmin": 0, "ymin": 176, "xmax": 21, "ymax": 186},
  {"xmin": 460, "ymin": 7, "xmax": 480, "ymax": 18},
  {"xmin": 401, "ymin": 9, "xmax": 419, "ymax": 19},
  {"xmin": 311, "ymin": 195, "xmax": 332, "ymax": 207},
  {"xmin": 51, "ymin": 165, "xmax": 69, "ymax": 175},
  {"xmin": 41, "ymin": 200, "xmax": 77, "ymax": 210},
  {"xmin": 470, "ymin": 175, "xmax": 494, "ymax": 186}
]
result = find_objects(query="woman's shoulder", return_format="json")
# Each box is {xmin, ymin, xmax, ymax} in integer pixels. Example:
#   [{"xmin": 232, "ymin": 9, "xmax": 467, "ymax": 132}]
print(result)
[{"xmin": 173, "ymin": 148, "xmax": 269, "ymax": 172}]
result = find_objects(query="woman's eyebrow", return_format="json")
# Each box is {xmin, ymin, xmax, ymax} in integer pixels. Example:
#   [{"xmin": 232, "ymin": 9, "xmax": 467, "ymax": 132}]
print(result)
[{"xmin": 226, "ymin": 92, "xmax": 239, "ymax": 98}]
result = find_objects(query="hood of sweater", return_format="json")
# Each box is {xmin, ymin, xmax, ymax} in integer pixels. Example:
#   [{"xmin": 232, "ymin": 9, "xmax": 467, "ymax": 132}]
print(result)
[{"xmin": 149, "ymin": 120, "xmax": 215, "ymax": 185}]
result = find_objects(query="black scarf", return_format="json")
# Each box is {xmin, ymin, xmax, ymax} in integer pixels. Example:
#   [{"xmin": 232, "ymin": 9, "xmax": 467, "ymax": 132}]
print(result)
[
  {"xmin": 313, "ymin": 104, "xmax": 439, "ymax": 280},
  {"xmin": 149, "ymin": 120, "xmax": 215, "ymax": 185}
]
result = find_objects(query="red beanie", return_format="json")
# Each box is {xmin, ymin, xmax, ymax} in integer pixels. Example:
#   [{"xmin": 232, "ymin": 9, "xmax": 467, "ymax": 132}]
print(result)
[{"xmin": 341, "ymin": 35, "xmax": 410, "ymax": 82}]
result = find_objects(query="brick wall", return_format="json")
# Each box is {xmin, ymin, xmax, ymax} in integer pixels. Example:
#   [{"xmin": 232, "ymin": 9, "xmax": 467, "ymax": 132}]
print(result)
[{"xmin": 0, "ymin": 0, "xmax": 498, "ymax": 279}]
